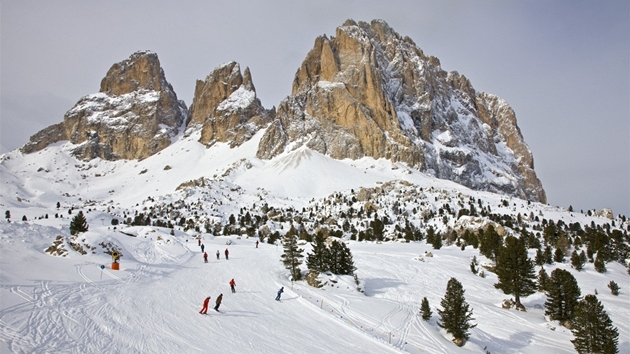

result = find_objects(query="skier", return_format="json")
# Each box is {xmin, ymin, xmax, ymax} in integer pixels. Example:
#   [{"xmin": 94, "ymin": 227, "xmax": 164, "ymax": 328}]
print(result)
[
  {"xmin": 198, "ymin": 238, "xmax": 201, "ymax": 246},
  {"xmin": 201, "ymin": 244, "xmax": 205, "ymax": 253},
  {"xmin": 216, "ymin": 250, "xmax": 220, "ymax": 260},
  {"xmin": 214, "ymin": 293, "xmax": 223, "ymax": 312},
  {"xmin": 203, "ymin": 252, "xmax": 208, "ymax": 263},
  {"xmin": 225, "ymin": 248, "xmax": 229, "ymax": 260},
  {"xmin": 199, "ymin": 296, "xmax": 210, "ymax": 314},
  {"xmin": 229, "ymin": 278, "xmax": 236, "ymax": 293},
  {"xmin": 256, "ymin": 240, "xmax": 259, "ymax": 248},
  {"xmin": 275, "ymin": 287, "xmax": 284, "ymax": 301}
]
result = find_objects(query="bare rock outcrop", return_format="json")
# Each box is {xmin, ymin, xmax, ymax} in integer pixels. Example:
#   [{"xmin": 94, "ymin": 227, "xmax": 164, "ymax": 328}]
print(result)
[
  {"xmin": 256, "ymin": 19, "xmax": 546, "ymax": 203},
  {"xmin": 21, "ymin": 51, "xmax": 187, "ymax": 160},
  {"xmin": 188, "ymin": 62, "xmax": 274, "ymax": 147}
]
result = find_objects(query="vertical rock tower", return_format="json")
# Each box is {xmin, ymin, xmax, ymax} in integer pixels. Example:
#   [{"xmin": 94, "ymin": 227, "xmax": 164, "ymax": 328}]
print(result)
[
  {"xmin": 21, "ymin": 51, "xmax": 188, "ymax": 160},
  {"xmin": 257, "ymin": 19, "xmax": 546, "ymax": 203}
]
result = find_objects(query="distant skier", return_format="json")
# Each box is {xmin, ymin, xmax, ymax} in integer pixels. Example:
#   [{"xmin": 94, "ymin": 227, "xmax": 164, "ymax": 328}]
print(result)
[
  {"xmin": 214, "ymin": 293, "xmax": 223, "ymax": 312},
  {"xmin": 198, "ymin": 238, "xmax": 201, "ymax": 246},
  {"xmin": 255, "ymin": 240, "xmax": 259, "ymax": 248},
  {"xmin": 203, "ymin": 252, "xmax": 208, "ymax": 263},
  {"xmin": 275, "ymin": 287, "xmax": 284, "ymax": 301},
  {"xmin": 216, "ymin": 250, "xmax": 220, "ymax": 260},
  {"xmin": 224, "ymin": 248, "xmax": 229, "ymax": 260},
  {"xmin": 199, "ymin": 296, "xmax": 210, "ymax": 314},
  {"xmin": 201, "ymin": 244, "xmax": 205, "ymax": 253},
  {"xmin": 229, "ymin": 278, "xmax": 236, "ymax": 293}
]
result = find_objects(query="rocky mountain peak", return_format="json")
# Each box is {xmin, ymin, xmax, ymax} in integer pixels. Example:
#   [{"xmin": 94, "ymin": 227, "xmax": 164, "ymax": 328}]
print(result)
[
  {"xmin": 21, "ymin": 51, "xmax": 187, "ymax": 160},
  {"xmin": 256, "ymin": 19, "xmax": 546, "ymax": 203},
  {"xmin": 188, "ymin": 62, "xmax": 274, "ymax": 148}
]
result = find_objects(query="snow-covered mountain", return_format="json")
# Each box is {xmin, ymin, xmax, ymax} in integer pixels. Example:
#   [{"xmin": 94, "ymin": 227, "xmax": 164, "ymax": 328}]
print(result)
[{"xmin": 1, "ymin": 19, "xmax": 628, "ymax": 354}]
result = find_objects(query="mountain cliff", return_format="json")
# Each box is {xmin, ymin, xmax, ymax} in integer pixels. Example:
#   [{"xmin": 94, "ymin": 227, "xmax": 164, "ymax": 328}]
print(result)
[
  {"xmin": 188, "ymin": 62, "xmax": 274, "ymax": 148},
  {"xmin": 256, "ymin": 19, "xmax": 546, "ymax": 203},
  {"xmin": 17, "ymin": 19, "xmax": 546, "ymax": 203},
  {"xmin": 21, "ymin": 51, "xmax": 188, "ymax": 160}
]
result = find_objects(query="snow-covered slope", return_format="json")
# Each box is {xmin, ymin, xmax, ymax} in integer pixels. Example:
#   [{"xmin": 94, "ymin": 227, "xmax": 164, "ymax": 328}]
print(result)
[{"xmin": 0, "ymin": 127, "xmax": 628, "ymax": 353}]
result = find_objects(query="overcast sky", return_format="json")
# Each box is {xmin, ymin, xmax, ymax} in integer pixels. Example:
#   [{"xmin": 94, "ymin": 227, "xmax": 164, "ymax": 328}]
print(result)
[{"xmin": 1, "ymin": 0, "xmax": 628, "ymax": 216}]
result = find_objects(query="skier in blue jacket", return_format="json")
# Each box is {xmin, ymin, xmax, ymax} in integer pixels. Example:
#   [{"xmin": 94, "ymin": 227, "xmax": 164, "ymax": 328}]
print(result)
[{"xmin": 275, "ymin": 287, "xmax": 284, "ymax": 301}]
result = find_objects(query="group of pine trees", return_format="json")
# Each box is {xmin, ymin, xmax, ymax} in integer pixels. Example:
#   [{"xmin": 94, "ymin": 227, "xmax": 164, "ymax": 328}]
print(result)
[{"xmin": 280, "ymin": 227, "xmax": 357, "ymax": 281}]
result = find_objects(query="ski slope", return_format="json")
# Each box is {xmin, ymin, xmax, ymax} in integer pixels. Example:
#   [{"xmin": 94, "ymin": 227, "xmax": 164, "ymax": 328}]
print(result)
[{"xmin": 1, "ymin": 221, "xmax": 628, "ymax": 353}]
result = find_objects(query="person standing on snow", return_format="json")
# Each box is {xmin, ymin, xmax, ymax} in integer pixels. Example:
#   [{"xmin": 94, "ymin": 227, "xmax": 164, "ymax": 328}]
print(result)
[
  {"xmin": 275, "ymin": 287, "xmax": 284, "ymax": 301},
  {"xmin": 200, "ymin": 296, "xmax": 210, "ymax": 314},
  {"xmin": 214, "ymin": 294, "xmax": 223, "ymax": 312},
  {"xmin": 201, "ymin": 244, "xmax": 205, "ymax": 253},
  {"xmin": 198, "ymin": 238, "xmax": 201, "ymax": 246},
  {"xmin": 229, "ymin": 279, "xmax": 236, "ymax": 293},
  {"xmin": 255, "ymin": 240, "xmax": 259, "ymax": 248},
  {"xmin": 216, "ymin": 250, "xmax": 220, "ymax": 260},
  {"xmin": 224, "ymin": 248, "xmax": 229, "ymax": 260},
  {"xmin": 203, "ymin": 252, "xmax": 208, "ymax": 263}
]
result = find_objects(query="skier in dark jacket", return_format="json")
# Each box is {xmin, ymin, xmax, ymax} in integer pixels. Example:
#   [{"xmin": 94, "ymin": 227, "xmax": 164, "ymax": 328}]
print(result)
[
  {"xmin": 224, "ymin": 248, "xmax": 229, "ymax": 260},
  {"xmin": 201, "ymin": 244, "xmax": 205, "ymax": 253},
  {"xmin": 275, "ymin": 287, "xmax": 284, "ymax": 301},
  {"xmin": 214, "ymin": 294, "xmax": 223, "ymax": 311},
  {"xmin": 200, "ymin": 296, "xmax": 210, "ymax": 314},
  {"xmin": 216, "ymin": 250, "xmax": 220, "ymax": 260}
]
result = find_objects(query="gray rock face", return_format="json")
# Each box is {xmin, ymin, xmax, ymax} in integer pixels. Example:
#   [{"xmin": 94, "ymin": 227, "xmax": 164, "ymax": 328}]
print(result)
[
  {"xmin": 188, "ymin": 62, "xmax": 274, "ymax": 148},
  {"xmin": 21, "ymin": 51, "xmax": 187, "ymax": 160},
  {"xmin": 256, "ymin": 19, "xmax": 546, "ymax": 203}
]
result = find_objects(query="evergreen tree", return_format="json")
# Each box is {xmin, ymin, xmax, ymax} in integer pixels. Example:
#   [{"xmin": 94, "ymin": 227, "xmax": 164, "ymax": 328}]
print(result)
[
  {"xmin": 437, "ymin": 277, "xmax": 476, "ymax": 346},
  {"xmin": 494, "ymin": 236, "xmax": 537, "ymax": 307},
  {"xmin": 554, "ymin": 247, "xmax": 565, "ymax": 263},
  {"xmin": 420, "ymin": 297, "xmax": 432, "ymax": 321},
  {"xmin": 570, "ymin": 295, "xmax": 619, "ymax": 354},
  {"xmin": 594, "ymin": 254, "xmax": 607, "ymax": 273},
  {"xmin": 534, "ymin": 248, "xmax": 545, "ymax": 266},
  {"xmin": 543, "ymin": 245, "xmax": 554, "ymax": 264},
  {"xmin": 537, "ymin": 268, "xmax": 550, "ymax": 292},
  {"xmin": 432, "ymin": 231, "xmax": 443, "ymax": 250},
  {"xmin": 571, "ymin": 250, "xmax": 586, "ymax": 271},
  {"xmin": 306, "ymin": 231, "xmax": 330, "ymax": 273},
  {"xmin": 545, "ymin": 269, "xmax": 581, "ymax": 324},
  {"xmin": 607, "ymin": 281, "xmax": 619, "ymax": 296},
  {"xmin": 69, "ymin": 211, "xmax": 89, "ymax": 235},
  {"xmin": 479, "ymin": 225, "xmax": 502, "ymax": 261},
  {"xmin": 470, "ymin": 256, "xmax": 478, "ymax": 274},
  {"xmin": 280, "ymin": 232, "xmax": 304, "ymax": 281},
  {"xmin": 329, "ymin": 240, "xmax": 356, "ymax": 275}
]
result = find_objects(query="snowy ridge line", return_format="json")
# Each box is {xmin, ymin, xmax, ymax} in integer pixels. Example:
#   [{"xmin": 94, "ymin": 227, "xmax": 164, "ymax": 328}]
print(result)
[{"xmin": 290, "ymin": 284, "xmax": 433, "ymax": 353}]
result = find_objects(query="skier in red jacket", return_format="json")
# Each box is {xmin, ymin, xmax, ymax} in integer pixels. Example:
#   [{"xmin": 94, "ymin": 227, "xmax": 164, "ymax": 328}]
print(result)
[
  {"xmin": 203, "ymin": 252, "xmax": 208, "ymax": 263},
  {"xmin": 224, "ymin": 248, "xmax": 229, "ymax": 260},
  {"xmin": 199, "ymin": 296, "xmax": 210, "ymax": 314},
  {"xmin": 229, "ymin": 278, "xmax": 236, "ymax": 293}
]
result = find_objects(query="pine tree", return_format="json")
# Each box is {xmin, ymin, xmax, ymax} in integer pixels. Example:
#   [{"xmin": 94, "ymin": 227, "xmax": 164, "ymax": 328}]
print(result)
[
  {"xmin": 594, "ymin": 253, "xmax": 607, "ymax": 273},
  {"xmin": 537, "ymin": 268, "xmax": 550, "ymax": 292},
  {"xmin": 554, "ymin": 247, "xmax": 565, "ymax": 263},
  {"xmin": 479, "ymin": 225, "xmax": 502, "ymax": 261},
  {"xmin": 470, "ymin": 256, "xmax": 478, "ymax": 274},
  {"xmin": 571, "ymin": 250, "xmax": 586, "ymax": 271},
  {"xmin": 437, "ymin": 277, "xmax": 476, "ymax": 346},
  {"xmin": 543, "ymin": 245, "xmax": 554, "ymax": 264},
  {"xmin": 545, "ymin": 269, "xmax": 581, "ymax": 324},
  {"xmin": 420, "ymin": 297, "xmax": 432, "ymax": 321},
  {"xmin": 570, "ymin": 295, "xmax": 619, "ymax": 354},
  {"xmin": 306, "ymin": 231, "xmax": 331, "ymax": 273},
  {"xmin": 607, "ymin": 281, "xmax": 619, "ymax": 296},
  {"xmin": 69, "ymin": 211, "xmax": 89, "ymax": 235},
  {"xmin": 280, "ymin": 231, "xmax": 304, "ymax": 281},
  {"xmin": 494, "ymin": 236, "xmax": 537, "ymax": 308},
  {"xmin": 329, "ymin": 240, "xmax": 356, "ymax": 275},
  {"xmin": 534, "ymin": 248, "xmax": 545, "ymax": 266}
]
